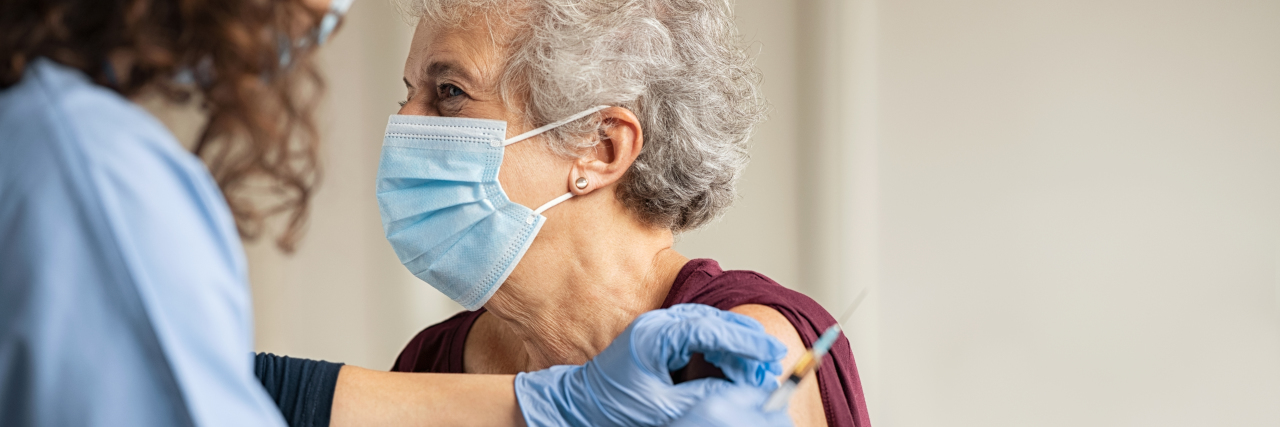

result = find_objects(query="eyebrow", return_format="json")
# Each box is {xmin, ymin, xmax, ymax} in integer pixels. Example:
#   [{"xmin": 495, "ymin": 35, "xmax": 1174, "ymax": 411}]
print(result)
[{"xmin": 411, "ymin": 60, "xmax": 478, "ymax": 88}]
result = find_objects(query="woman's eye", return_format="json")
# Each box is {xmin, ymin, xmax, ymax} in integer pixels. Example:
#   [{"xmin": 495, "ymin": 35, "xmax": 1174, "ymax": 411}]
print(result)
[{"xmin": 438, "ymin": 83, "xmax": 466, "ymax": 99}]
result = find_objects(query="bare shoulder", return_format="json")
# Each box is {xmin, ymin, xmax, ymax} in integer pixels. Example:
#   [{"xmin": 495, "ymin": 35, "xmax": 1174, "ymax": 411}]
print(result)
[
  {"xmin": 729, "ymin": 305, "xmax": 806, "ymax": 350},
  {"xmin": 730, "ymin": 304, "xmax": 830, "ymax": 427}
]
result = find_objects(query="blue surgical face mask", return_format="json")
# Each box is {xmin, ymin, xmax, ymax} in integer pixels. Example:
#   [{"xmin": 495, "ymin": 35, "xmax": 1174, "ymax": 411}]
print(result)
[{"xmin": 376, "ymin": 106, "xmax": 609, "ymax": 310}]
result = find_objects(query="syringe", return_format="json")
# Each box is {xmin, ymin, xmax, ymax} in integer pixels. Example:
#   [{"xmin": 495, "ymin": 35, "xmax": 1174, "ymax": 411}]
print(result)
[{"xmin": 761, "ymin": 323, "xmax": 842, "ymax": 411}]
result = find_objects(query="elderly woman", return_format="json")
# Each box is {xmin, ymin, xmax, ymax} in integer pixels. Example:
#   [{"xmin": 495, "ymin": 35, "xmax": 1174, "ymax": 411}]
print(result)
[
  {"xmin": 0, "ymin": 0, "xmax": 794, "ymax": 425},
  {"xmin": 379, "ymin": 0, "xmax": 871, "ymax": 426}
]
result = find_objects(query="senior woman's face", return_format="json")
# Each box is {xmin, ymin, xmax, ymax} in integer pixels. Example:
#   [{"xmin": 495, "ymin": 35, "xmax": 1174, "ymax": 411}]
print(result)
[{"xmin": 397, "ymin": 17, "xmax": 575, "ymax": 218}]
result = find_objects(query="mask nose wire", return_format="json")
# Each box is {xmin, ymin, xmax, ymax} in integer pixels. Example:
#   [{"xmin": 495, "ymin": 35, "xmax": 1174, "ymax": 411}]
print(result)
[{"xmin": 502, "ymin": 105, "xmax": 611, "ymax": 146}]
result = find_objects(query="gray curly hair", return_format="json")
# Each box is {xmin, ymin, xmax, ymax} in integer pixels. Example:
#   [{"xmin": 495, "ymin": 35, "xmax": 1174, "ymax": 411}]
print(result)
[{"xmin": 397, "ymin": 0, "xmax": 766, "ymax": 232}]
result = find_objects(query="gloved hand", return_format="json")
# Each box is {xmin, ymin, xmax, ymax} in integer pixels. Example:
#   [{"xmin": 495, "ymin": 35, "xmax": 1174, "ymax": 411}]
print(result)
[
  {"xmin": 514, "ymin": 303, "xmax": 788, "ymax": 427},
  {"xmin": 668, "ymin": 385, "xmax": 795, "ymax": 427}
]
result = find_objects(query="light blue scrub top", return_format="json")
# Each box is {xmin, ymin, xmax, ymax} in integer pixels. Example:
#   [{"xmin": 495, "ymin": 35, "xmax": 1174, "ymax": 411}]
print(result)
[{"xmin": 0, "ymin": 59, "xmax": 287, "ymax": 426}]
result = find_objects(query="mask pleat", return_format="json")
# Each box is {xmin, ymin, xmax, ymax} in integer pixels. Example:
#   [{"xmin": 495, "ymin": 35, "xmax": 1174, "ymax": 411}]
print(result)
[
  {"xmin": 376, "ymin": 108, "xmax": 601, "ymax": 310},
  {"xmin": 377, "ymin": 180, "xmax": 486, "ymax": 223},
  {"xmin": 422, "ymin": 208, "xmax": 538, "ymax": 308},
  {"xmin": 386, "ymin": 199, "xmax": 494, "ymax": 259},
  {"xmin": 377, "ymin": 145, "xmax": 489, "ymax": 183}
]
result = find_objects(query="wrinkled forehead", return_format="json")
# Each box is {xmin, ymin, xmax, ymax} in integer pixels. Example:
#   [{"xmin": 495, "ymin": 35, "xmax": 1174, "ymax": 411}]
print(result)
[{"xmin": 403, "ymin": 5, "xmax": 525, "ymax": 89}]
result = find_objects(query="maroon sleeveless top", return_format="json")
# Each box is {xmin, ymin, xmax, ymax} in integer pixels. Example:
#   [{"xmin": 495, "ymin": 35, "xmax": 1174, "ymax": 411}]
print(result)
[{"xmin": 391, "ymin": 259, "xmax": 872, "ymax": 427}]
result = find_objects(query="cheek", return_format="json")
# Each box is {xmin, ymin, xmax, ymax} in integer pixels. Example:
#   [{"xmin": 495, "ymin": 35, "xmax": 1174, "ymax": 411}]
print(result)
[{"xmin": 498, "ymin": 142, "xmax": 571, "ymax": 208}]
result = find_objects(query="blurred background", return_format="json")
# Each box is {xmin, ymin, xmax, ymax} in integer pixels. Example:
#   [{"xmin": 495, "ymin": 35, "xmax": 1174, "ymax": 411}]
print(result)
[{"xmin": 158, "ymin": 0, "xmax": 1280, "ymax": 425}]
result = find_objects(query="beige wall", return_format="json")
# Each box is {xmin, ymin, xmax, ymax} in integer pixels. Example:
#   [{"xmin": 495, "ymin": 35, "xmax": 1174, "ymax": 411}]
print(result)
[
  {"xmin": 874, "ymin": 1, "xmax": 1280, "ymax": 425},
  {"xmin": 227, "ymin": 0, "xmax": 1280, "ymax": 425}
]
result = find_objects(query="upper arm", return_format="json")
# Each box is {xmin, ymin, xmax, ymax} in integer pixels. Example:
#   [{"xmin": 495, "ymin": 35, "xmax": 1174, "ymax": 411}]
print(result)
[{"xmin": 730, "ymin": 304, "xmax": 829, "ymax": 427}]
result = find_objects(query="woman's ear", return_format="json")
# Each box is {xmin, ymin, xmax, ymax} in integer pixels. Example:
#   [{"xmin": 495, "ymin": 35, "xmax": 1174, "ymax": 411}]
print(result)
[{"xmin": 568, "ymin": 107, "xmax": 643, "ymax": 195}]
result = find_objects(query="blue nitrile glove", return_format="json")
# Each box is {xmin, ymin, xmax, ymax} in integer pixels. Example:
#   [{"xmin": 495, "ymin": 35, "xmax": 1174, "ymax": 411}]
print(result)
[
  {"xmin": 514, "ymin": 303, "xmax": 788, "ymax": 427},
  {"xmin": 669, "ymin": 385, "xmax": 795, "ymax": 427}
]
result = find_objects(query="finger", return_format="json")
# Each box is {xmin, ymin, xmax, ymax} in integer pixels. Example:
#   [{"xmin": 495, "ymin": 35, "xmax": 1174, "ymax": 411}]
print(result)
[
  {"xmin": 715, "ymin": 384, "xmax": 774, "ymax": 406},
  {"xmin": 667, "ymin": 304, "xmax": 768, "ymax": 333},
  {"xmin": 669, "ymin": 316, "xmax": 788, "ymax": 371},
  {"xmin": 666, "ymin": 376, "xmax": 736, "ymax": 402},
  {"xmin": 710, "ymin": 386, "xmax": 796, "ymax": 425},
  {"xmin": 661, "ymin": 305, "xmax": 782, "ymax": 386},
  {"xmin": 661, "ymin": 377, "xmax": 737, "ymax": 426},
  {"xmin": 703, "ymin": 351, "xmax": 783, "ymax": 389},
  {"xmin": 708, "ymin": 307, "xmax": 771, "ymax": 332},
  {"xmin": 685, "ymin": 316, "xmax": 788, "ymax": 361},
  {"xmin": 664, "ymin": 303, "xmax": 724, "ymax": 319},
  {"xmin": 669, "ymin": 382, "xmax": 796, "ymax": 427}
]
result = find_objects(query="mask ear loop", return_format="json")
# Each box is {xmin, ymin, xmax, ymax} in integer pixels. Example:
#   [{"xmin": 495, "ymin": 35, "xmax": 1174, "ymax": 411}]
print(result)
[
  {"xmin": 503, "ymin": 105, "xmax": 611, "ymax": 146},
  {"xmin": 533, "ymin": 193, "xmax": 575, "ymax": 216},
  {"xmin": 505, "ymin": 105, "xmax": 612, "ymax": 224},
  {"xmin": 528, "ymin": 193, "xmax": 574, "ymax": 224}
]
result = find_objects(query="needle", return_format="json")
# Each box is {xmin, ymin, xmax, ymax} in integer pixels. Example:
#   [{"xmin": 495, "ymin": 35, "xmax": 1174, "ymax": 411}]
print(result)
[
  {"xmin": 837, "ymin": 288, "xmax": 870, "ymax": 327},
  {"xmin": 761, "ymin": 287, "xmax": 870, "ymax": 412}
]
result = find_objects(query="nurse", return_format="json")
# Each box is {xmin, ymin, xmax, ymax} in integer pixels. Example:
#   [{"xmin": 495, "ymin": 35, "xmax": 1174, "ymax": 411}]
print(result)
[{"xmin": 0, "ymin": 0, "xmax": 793, "ymax": 426}]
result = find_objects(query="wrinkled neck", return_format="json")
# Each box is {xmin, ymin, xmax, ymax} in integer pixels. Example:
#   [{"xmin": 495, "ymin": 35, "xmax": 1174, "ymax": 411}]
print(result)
[{"xmin": 483, "ymin": 200, "xmax": 687, "ymax": 370}]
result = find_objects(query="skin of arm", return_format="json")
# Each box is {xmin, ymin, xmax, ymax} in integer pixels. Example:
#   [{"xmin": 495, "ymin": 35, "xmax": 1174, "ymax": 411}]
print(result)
[
  {"xmin": 329, "ymin": 367, "xmax": 526, "ymax": 427},
  {"xmin": 731, "ymin": 305, "xmax": 829, "ymax": 427}
]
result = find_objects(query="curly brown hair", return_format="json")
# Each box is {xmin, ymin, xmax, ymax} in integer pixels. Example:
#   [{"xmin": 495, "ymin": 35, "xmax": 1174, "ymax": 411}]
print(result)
[{"xmin": 1, "ymin": 0, "xmax": 327, "ymax": 251}]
